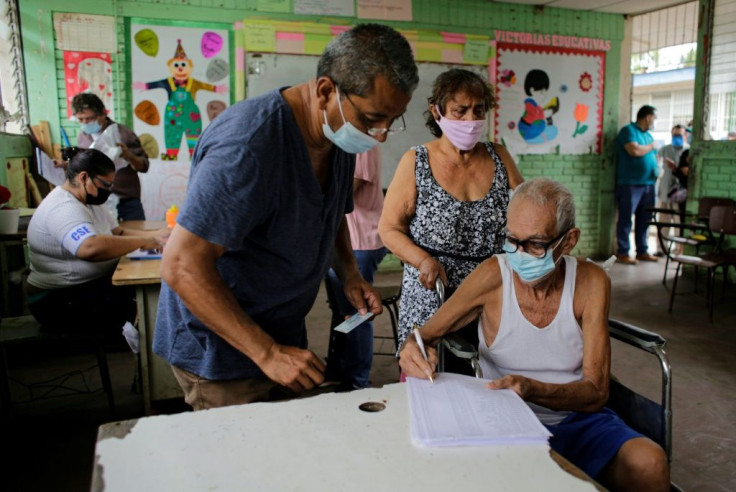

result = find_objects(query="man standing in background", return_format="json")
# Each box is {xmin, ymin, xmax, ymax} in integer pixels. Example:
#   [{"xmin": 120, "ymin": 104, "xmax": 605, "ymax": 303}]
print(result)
[
  {"xmin": 72, "ymin": 93, "xmax": 150, "ymax": 220},
  {"xmin": 614, "ymin": 105, "xmax": 659, "ymax": 265},
  {"xmin": 325, "ymin": 146, "xmax": 387, "ymax": 390},
  {"xmin": 655, "ymin": 124, "xmax": 689, "ymax": 255}
]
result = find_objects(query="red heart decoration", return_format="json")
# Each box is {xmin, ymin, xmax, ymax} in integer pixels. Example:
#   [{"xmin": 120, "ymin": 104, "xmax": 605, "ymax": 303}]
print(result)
[
  {"xmin": 190, "ymin": 112, "xmax": 201, "ymax": 122},
  {"xmin": 99, "ymin": 84, "xmax": 105, "ymax": 90}
]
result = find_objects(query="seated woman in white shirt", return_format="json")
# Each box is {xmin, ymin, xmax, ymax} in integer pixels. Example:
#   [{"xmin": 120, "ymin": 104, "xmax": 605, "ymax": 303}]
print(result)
[{"xmin": 25, "ymin": 147, "xmax": 167, "ymax": 335}]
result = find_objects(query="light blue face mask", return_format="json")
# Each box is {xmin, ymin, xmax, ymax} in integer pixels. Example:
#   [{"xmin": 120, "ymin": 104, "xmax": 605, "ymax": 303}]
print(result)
[
  {"xmin": 322, "ymin": 87, "xmax": 379, "ymax": 154},
  {"xmin": 504, "ymin": 234, "xmax": 566, "ymax": 283},
  {"xmin": 80, "ymin": 121, "xmax": 102, "ymax": 135}
]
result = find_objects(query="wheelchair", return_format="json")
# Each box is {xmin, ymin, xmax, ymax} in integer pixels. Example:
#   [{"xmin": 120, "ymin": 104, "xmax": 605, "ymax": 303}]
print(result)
[{"xmin": 432, "ymin": 279, "xmax": 677, "ymax": 487}]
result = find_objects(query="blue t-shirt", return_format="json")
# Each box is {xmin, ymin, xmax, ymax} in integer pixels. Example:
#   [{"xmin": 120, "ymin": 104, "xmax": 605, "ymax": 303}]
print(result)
[
  {"xmin": 153, "ymin": 88, "xmax": 355, "ymax": 380},
  {"xmin": 615, "ymin": 123, "xmax": 658, "ymax": 186}
]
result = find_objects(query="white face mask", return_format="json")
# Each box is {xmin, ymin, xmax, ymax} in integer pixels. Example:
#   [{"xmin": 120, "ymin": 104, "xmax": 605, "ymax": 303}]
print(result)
[
  {"xmin": 322, "ymin": 86, "xmax": 379, "ymax": 154},
  {"xmin": 649, "ymin": 118, "xmax": 657, "ymax": 132}
]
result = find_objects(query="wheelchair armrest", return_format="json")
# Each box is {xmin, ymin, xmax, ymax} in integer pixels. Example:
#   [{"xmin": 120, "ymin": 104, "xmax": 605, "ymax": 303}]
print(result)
[
  {"xmin": 440, "ymin": 333, "xmax": 478, "ymax": 360},
  {"xmin": 609, "ymin": 318, "xmax": 666, "ymax": 353}
]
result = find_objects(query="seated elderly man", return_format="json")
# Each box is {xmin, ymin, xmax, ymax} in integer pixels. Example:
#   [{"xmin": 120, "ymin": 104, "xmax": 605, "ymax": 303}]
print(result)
[{"xmin": 400, "ymin": 178, "xmax": 669, "ymax": 491}]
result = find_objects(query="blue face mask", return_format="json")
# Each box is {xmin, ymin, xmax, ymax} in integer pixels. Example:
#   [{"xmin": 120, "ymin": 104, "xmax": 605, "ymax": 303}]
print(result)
[
  {"xmin": 80, "ymin": 121, "xmax": 102, "ymax": 135},
  {"xmin": 671, "ymin": 135, "xmax": 684, "ymax": 148},
  {"xmin": 322, "ymin": 87, "xmax": 379, "ymax": 154},
  {"xmin": 504, "ymin": 235, "xmax": 565, "ymax": 283}
]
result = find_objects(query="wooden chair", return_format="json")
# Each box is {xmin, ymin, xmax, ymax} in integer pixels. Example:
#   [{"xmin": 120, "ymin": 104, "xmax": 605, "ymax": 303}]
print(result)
[
  {"xmin": 0, "ymin": 315, "xmax": 115, "ymax": 417},
  {"xmin": 668, "ymin": 205, "xmax": 736, "ymax": 322}
]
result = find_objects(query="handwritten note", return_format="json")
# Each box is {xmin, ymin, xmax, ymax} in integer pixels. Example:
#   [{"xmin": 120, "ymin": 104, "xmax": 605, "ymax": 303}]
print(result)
[
  {"xmin": 463, "ymin": 39, "xmax": 490, "ymax": 64},
  {"xmin": 357, "ymin": 0, "xmax": 412, "ymax": 21},
  {"xmin": 294, "ymin": 0, "xmax": 355, "ymax": 17},
  {"xmin": 244, "ymin": 22, "xmax": 277, "ymax": 52}
]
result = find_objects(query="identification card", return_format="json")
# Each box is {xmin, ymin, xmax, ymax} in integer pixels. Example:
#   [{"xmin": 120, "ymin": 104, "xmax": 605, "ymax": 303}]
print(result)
[{"xmin": 333, "ymin": 312, "xmax": 373, "ymax": 334}]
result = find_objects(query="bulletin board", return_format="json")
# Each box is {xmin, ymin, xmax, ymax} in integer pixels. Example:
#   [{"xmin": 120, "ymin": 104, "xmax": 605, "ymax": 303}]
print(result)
[
  {"xmin": 239, "ymin": 19, "xmax": 494, "ymax": 187},
  {"xmin": 494, "ymin": 44, "xmax": 605, "ymax": 155},
  {"xmin": 128, "ymin": 20, "xmax": 233, "ymax": 220},
  {"xmin": 245, "ymin": 52, "xmax": 488, "ymax": 187}
]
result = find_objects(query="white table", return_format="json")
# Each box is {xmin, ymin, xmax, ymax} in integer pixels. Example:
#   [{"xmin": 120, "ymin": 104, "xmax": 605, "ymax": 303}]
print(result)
[{"xmin": 92, "ymin": 383, "xmax": 600, "ymax": 491}]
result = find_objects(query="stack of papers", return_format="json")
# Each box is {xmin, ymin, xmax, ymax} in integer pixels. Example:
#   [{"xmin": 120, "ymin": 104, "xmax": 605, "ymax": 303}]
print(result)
[{"xmin": 407, "ymin": 372, "xmax": 551, "ymax": 447}]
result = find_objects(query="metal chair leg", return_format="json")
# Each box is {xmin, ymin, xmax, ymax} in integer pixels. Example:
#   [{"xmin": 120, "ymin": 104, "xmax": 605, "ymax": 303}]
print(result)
[
  {"xmin": 668, "ymin": 263, "xmax": 681, "ymax": 312},
  {"xmin": 95, "ymin": 342, "xmax": 115, "ymax": 415}
]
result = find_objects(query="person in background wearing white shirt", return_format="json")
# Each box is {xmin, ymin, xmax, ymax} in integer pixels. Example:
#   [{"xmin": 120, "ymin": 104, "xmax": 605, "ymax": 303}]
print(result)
[
  {"xmin": 655, "ymin": 124, "xmax": 688, "ymax": 255},
  {"xmin": 24, "ymin": 148, "xmax": 167, "ymax": 336},
  {"xmin": 324, "ymin": 146, "xmax": 387, "ymax": 389}
]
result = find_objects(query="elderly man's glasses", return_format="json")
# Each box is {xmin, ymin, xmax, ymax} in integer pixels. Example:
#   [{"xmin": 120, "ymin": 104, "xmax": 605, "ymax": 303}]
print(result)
[
  {"xmin": 503, "ymin": 229, "xmax": 569, "ymax": 259},
  {"xmin": 341, "ymin": 91, "xmax": 406, "ymax": 137}
]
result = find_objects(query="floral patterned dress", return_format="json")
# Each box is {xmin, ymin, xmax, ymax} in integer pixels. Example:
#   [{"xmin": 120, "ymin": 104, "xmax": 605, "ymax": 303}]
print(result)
[{"xmin": 397, "ymin": 142, "xmax": 510, "ymax": 347}]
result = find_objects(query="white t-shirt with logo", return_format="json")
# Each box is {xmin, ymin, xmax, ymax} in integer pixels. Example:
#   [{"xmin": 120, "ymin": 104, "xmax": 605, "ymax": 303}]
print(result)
[{"xmin": 27, "ymin": 187, "xmax": 119, "ymax": 289}]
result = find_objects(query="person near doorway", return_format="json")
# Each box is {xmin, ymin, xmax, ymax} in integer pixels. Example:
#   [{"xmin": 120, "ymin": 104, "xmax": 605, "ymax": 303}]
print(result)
[{"xmin": 614, "ymin": 105, "xmax": 659, "ymax": 265}]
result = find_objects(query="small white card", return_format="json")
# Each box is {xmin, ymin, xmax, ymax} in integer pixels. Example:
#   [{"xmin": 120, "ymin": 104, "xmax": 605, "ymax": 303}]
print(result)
[{"xmin": 333, "ymin": 312, "xmax": 373, "ymax": 334}]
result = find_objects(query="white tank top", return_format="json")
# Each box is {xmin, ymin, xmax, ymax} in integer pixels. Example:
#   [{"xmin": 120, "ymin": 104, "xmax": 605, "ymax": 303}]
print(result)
[{"xmin": 478, "ymin": 255, "xmax": 582, "ymax": 425}]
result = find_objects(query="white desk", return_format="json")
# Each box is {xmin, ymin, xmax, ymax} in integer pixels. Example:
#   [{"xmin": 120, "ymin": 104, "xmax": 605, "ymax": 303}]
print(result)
[{"xmin": 92, "ymin": 383, "xmax": 599, "ymax": 491}]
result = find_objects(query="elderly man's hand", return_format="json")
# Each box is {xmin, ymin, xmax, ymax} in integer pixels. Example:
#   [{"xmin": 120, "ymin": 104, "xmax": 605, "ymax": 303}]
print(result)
[
  {"xmin": 399, "ymin": 335, "xmax": 438, "ymax": 380},
  {"xmin": 486, "ymin": 374, "xmax": 532, "ymax": 399}
]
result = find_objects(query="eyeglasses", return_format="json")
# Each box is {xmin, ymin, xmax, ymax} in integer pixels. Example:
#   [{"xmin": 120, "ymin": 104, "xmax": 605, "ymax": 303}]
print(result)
[
  {"xmin": 341, "ymin": 90, "xmax": 406, "ymax": 137},
  {"xmin": 91, "ymin": 175, "xmax": 114, "ymax": 190},
  {"xmin": 503, "ymin": 229, "xmax": 569, "ymax": 259}
]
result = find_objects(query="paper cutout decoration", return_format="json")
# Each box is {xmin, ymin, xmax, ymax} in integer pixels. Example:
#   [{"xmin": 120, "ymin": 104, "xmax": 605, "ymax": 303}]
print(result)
[
  {"xmin": 63, "ymin": 51, "xmax": 114, "ymax": 119},
  {"xmin": 135, "ymin": 29, "xmax": 159, "ymax": 57},
  {"xmin": 207, "ymin": 101, "xmax": 227, "ymax": 121},
  {"xmin": 138, "ymin": 133, "xmax": 159, "ymax": 159},
  {"xmin": 206, "ymin": 58, "xmax": 229, "ymax": 82},
  {"xmin": 135, "ymin": 100, "xmax": 161, "ymax": 126},
  {"xmin": 201, "ymin": 32, "xmax": 223, "ymax": 58}
]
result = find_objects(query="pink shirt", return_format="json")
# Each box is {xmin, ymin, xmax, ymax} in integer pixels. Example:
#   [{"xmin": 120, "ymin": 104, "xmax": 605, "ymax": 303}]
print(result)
[{"xmin": 346, "ymin": 146, "xmax": 384, "ymax": 251}]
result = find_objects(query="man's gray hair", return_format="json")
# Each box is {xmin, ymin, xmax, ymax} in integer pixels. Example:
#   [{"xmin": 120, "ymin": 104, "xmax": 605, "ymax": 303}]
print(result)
[
  {"xmin": 511, "ymin": 178, "xmax": 576, "ymax": 234},
  {"xmin": 317, "ymin": 24, "xmax": 418, "ymax": 96}
]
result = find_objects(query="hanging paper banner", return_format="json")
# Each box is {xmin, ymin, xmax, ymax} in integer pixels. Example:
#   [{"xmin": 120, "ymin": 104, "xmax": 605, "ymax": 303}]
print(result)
[{"xmin": 63, "ymin": 51, "xmax": 114, "ymax": 119}]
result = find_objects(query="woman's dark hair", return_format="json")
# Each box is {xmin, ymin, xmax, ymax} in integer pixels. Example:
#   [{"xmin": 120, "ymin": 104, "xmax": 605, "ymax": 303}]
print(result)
[
  {"xmin": 62, "ymin": 147, "xmax": 115, "ymax": 182},
  {"xmin": 71, "ymin": 93, "xmax": 106, "ymax": 116},
  {"xmin": 523, "ymin": 69, "xmax": 550, "ymax": 96},
  {"xmin": 424, "ymin": 69, "xmax": 494, "ymax": 138}
]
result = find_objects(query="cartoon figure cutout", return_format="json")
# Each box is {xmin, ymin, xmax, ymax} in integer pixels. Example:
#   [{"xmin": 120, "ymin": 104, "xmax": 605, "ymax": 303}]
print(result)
[
  {"xmin": 133, "ymin": 39, "xmax": 227, "ymax": 160},
  {"xmin": 518, "ymin": 69, "xmax": 560, "ymax": 144}
]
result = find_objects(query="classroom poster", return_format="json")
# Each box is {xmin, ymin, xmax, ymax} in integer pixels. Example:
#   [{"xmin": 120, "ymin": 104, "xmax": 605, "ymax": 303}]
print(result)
[
  {"xmin": 130, "ymin": 23, "xmax": 231, "ymax": 220},
  {"xmin": 494, "ymin": 44, "xmax": 604, "ymax": 155},
  {"xmin": 63, "ymin": 51, "xmax": 115, "ymax": 119}
]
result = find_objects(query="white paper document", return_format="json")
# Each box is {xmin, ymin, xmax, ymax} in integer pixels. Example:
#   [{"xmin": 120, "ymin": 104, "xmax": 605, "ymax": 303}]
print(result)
[
  {"xmin": 407, "ymin": 372, "xmax": 552, "ymax": 447},
  {"xmin": 36, "ymin": 148, "xmax": 66, "ymax": 187}
]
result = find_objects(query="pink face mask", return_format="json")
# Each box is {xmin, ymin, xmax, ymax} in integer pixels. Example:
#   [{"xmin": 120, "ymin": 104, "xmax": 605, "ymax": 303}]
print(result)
[{"xmin": 435, "ymin": 105, "xmax": 486, "ymax": 151}]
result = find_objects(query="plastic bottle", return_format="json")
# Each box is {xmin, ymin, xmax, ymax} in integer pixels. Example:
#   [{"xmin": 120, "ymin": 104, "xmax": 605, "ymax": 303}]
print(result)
[{"xmin": 165, "ymin": 205, "xmax": 179, "ymax": 228}]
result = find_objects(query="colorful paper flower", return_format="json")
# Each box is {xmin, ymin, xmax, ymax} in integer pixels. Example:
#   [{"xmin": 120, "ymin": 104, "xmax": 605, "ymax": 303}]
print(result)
[
  {"xmin": 579, "ymin": 72, "xmax": 593, "ymax": 92},
  {"xmin": 572, "ymin": 103, "xmax": 589, "ymax": 138},
  {"xmin": 500, "ymin": 69, "xmax": 516, "ymax": 87}
]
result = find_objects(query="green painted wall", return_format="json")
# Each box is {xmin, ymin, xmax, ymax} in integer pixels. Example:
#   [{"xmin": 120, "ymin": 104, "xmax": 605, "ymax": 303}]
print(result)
[{"xmin": 20, "ymin": 0, "xmax": 627, "ymax": 258}]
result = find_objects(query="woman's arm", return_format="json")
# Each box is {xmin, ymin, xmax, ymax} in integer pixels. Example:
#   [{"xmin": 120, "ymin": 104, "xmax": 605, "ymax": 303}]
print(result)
[
  {"xmin": 379, "ymin": 149, "xmax": 446, "ymax": 288},
  {"xmin": 493, "ymin": 143, "xmax": 524, "ymax": 189},
  {"xmin": 75, "ymin": 233, "xmax": 162, "ymax": 262}
]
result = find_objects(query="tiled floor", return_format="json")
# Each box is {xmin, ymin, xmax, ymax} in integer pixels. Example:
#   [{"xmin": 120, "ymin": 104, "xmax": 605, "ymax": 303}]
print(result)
[{"xmin": 2, "ymin": 258, "xmax": 735, "ymax": 491}]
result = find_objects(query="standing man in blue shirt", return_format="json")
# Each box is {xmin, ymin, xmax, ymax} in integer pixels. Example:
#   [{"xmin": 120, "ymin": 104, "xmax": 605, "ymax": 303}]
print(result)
[
  {"xmin": 614, "ymin": 105, "xmax": 660, "ymax": 265},
  {"xmin": 153, "ymin": 24, "xmax": 418, "ymax": 410}
]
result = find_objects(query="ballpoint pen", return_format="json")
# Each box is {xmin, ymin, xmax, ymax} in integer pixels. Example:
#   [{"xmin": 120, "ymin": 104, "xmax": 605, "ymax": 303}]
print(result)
[{"xmin": 413, "ymin": 324, "xmax": 434, "ymax": 384}]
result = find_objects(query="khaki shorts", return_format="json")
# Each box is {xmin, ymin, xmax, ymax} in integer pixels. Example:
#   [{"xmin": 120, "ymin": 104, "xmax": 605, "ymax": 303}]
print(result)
[{"xmin": 171, "ymin": 366, "xmax": 278, "ymax": 411}]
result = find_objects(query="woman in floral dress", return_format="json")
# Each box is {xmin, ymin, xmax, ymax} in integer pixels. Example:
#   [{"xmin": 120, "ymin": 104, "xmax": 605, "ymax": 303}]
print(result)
[{"xmin": 380, "ymin": 69, "xmax": 523, "ymax": 361}]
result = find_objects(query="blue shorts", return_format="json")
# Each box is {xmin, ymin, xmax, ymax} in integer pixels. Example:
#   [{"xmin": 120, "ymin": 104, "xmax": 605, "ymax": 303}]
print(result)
[{"xmin": 545, "ymin": 407, "xmax": 643, "ymax": 478}]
